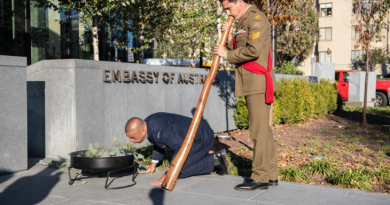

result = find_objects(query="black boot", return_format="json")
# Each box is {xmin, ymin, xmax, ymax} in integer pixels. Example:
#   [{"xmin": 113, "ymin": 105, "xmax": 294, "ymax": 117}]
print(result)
[{"xmin": 213, "ymin": 149, "xmax": 230, "ymax": 175}]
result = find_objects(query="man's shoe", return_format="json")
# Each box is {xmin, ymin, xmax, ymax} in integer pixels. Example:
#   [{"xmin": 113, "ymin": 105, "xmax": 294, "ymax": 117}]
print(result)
[
  {"xmin": 234, "ymin": 179, "xmax": 269, "ymax": 191},
  {"xmin": 214, "ymin": 149, "xmax": 230, "ymax": 175},
  {"xmin": 269, "ymin": 180, "xmax": 278, "ymax": 187}
]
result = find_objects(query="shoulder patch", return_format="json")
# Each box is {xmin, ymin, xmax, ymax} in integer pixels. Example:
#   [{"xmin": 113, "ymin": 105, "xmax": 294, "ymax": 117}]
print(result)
[
  {"xmin": 250, "ymin": 32, "xmax": 260, "ymax": 40},
  {"xmin": 255, "ymin": 14, "xmax": 261, "ymax": 20}
]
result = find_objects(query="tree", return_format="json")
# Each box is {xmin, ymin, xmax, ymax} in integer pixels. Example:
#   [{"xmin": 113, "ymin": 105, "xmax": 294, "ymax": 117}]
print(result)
[
  {"xmin": 154, "ymin": 0, "xmax": 220, "ymax": 62},
  {"xmin": 35, "ymin": 0, "xmax": 129, "ymax": 61},
  {"xmin": 276, "ymin": 0, "xmax": 318, "ymax": 65},
  {"xmin": 353, "ymin": 0, "xmax": 390, "ymax": 125},
  {"xmin": 247, "ymin": 0, "xmax": 299, "ymax": 67},
  {"xmin": 116, "ymin": 0, "xmax": 175, "ymax": 63}
]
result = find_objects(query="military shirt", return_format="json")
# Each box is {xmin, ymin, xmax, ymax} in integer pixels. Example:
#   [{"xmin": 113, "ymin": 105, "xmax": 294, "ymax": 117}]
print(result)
[{"xmin": 226, "ymin": 5, "xmax": 277, "ymax": 97}]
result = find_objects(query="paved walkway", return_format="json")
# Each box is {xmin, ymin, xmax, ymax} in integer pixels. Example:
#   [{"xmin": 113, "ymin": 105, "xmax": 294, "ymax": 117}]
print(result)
[{"xmin": 0, "ymin": 163, "xmax": 389, "ymax": 205}]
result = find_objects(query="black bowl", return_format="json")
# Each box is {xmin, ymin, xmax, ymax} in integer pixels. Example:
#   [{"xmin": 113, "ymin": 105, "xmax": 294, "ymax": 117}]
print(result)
[{"xmin": 69, "ymin": 150, "xmax": 134, "ymax": 171}]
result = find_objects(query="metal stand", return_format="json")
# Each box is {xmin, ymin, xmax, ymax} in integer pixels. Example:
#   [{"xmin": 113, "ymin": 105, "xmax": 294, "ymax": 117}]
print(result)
[{"xmin": 68, "ymin": 163, "xmax": 138, "ymax": 189}]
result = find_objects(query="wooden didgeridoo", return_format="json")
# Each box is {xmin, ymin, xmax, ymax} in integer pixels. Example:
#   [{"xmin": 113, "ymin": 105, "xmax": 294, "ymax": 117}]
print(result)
[{"xmin": 161, "ymin": 16, "xmax": 235, "ymax": 191}]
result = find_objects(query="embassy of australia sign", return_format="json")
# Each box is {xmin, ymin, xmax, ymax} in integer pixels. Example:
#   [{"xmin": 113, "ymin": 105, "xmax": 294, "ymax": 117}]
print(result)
[
  {"xmin": 27, "ymin": 59, "xmax": 235, "ymax": 158},
  {"xmin": 103, "ymin": 70, "xmax": 209, "ymax": 85}
]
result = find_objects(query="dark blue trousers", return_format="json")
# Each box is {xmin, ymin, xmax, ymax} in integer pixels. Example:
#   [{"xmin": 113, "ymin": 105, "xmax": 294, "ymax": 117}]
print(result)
[{"xmin": 178, "ymin": 129, "xmax": 214, "ymax": 179}]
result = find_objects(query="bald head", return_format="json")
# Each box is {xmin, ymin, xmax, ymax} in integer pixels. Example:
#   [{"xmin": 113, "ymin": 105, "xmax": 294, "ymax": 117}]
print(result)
[{"xmin": 125, "ymin": 117, "xmax": 147, "ymax": 143}]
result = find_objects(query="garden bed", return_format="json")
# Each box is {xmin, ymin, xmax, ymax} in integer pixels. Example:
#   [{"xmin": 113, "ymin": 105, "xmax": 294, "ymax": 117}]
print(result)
[{"xmin": 213, "ymin": 107, "xmax": 390, "ymax": 193}]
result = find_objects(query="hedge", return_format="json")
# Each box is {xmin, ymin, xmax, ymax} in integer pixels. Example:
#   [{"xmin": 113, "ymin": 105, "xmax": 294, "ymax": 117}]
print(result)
[{"xmin": 234, "ymin": 78, "xmax": 338, "ymax": 129}]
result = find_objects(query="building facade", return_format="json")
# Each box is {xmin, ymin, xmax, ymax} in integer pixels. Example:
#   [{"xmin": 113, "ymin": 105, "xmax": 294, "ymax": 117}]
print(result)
[
  {"xmin": 0, "ymin": 0, "xmax": 150, "ymax": 65},
  {"xmin": 298, "ymin": 0, "xmax": 390, "ymax": 76}
]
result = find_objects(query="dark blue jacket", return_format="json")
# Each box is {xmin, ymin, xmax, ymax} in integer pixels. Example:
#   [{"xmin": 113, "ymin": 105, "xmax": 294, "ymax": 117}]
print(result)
[{"xmin": 145, "ymin": 112, "xmax": 214, "ymax": 162}]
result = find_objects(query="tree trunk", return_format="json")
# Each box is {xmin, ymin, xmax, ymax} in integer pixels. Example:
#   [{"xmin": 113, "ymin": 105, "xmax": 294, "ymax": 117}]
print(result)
[
  {"xmin": 362, "ymin": 49, "xmax": 369, "ymax": 126},
  {"xmin": 92, "ymin": 17, "xmax": 99, "ymax": 61}
]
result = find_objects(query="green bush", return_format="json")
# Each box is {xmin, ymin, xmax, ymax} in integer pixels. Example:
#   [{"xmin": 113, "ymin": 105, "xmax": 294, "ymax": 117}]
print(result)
[
  {"xmin": 233, "ymin": 97, "xmax": 249, "ymax": 129},
  {"xmin": 275, "ymin": 61, "xmax": 304, "ymax": 75},
  {"xmin": 234, "ymin": 78, "xmax": 339, "ymax": 128}
]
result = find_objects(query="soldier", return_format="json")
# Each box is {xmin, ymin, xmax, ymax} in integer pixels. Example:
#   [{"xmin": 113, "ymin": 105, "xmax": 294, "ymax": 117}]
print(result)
[
  {"xmin": 125, "ymin": 112, "xmax": 229, "ymax": 185},
  {"xmin": 214, "ymin": 0, "xmax": 278, "ymax": 190}
]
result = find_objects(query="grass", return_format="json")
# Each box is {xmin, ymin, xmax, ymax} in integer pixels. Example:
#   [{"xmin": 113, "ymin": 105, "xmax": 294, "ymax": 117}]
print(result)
[
  {"xmin": 279, "ymin": 166, "xmax": 310, "ymax": 183},
  {"xmin": 346, "ymin": 144, "xmax": 358, "ymax": 150},
  {"xmin": 328, "ymin": 168, "xmax": 374, "ymax": 191},
  {"xmin": 361, "ymin": 148, "xmax": 373, "ymax": 154},
  {"xmin": 303, "ymin": 160, "xmax": 336, "ymax": 177}
]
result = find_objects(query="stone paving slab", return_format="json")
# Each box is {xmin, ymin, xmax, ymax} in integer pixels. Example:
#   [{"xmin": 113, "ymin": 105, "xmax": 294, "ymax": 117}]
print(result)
[{"xmin": 0, "ymin": 164, "xmax": 389, "ymax": 205}]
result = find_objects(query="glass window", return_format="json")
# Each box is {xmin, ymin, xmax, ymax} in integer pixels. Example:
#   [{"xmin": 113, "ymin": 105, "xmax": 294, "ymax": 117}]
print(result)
[
  {"xmin": 343, "ymin": 72, "xmax": 349, "ymax": 82},
  {"xmin": 0, "ymin": 0, "xmax": 27, "ymax": 57},
  {"xmin": 351, "ymin": 50, "xmax": 360, "ymax": 62},
  {"xmin": 352, "ymin": 26, "xmax": 360, "ymax": 40},
  {"xmin": 319, "ymin": 51, "xmax": 332, "ymax": 63},
  {"xmin": 320, "ymin": 3, "xmax": 332, "ymax": 17},
  {"xmin": 320, "ymin": 27, "xmax": 332, "ymax": 41},
  {"xmin": 335, "ymin": 72, "xmax": 340, "ymax": 81}
]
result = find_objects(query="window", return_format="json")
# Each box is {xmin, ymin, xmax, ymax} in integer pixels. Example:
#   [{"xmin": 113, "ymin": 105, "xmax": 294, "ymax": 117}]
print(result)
[
  {"xmin": 320, "ymin": 3, "xmax": 332, "ymax": 17},
  {"xmin": 311, "ymin": 53, "xmax": 316, "ymax": 64},
  {"xmin": 352, "ymin": 26, "xmax": 360, "ymax": 40},
  {"xmin": 335, "ymin": 72, "xmax": 340, "ymax": 81},
  {"xmin": 353, "ymin": 1, "xmax": 380, "ymax": 14},
  {"xmin": 319, "ymin": 51, "xmax": 332, "ymax": 63},
  {"xmin": 351, "ymin": 50, "xmax": 360, "ymax": 62},
  {"xmin": 320, "ymin": 27, "xmax": 332, "ymax": 41},
  {"xmin": 342, "ymin": 72, "xmax": 350, "ymax": 82}
]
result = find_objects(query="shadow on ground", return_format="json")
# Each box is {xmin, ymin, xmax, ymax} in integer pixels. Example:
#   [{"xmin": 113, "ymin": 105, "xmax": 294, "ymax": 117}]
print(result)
[
  {"xmin": 0, "ymin": 167, "xmax": 60, "ymax": 205},
  {"xmin": 333, "ymin": 109, "xmax": 390, "ymax": 126}
]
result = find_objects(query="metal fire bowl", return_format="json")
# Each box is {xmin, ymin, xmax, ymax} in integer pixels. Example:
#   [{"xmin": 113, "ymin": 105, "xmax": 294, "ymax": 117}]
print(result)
[{"xmin": 69, "ymin": 150, "xmax": 134, "ymax": 172}]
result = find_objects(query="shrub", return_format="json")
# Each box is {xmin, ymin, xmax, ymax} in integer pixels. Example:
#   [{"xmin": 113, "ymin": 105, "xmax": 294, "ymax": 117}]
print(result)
[
  {"xmin": 275, "ymin": 61, "xmax": 304, "ymax": 75},
  {"xmin": 234, "ymin": 78, "xmax": 339, "ymax": 128},
  {"xmin": 233, "ymin": 97, "xmax": 249, "ymax": 129}
]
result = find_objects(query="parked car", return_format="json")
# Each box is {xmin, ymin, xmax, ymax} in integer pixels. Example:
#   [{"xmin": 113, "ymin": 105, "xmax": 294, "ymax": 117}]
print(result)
[{"xmin": 335, "ymin": 70, "xmax": 390, "ymax": 107}]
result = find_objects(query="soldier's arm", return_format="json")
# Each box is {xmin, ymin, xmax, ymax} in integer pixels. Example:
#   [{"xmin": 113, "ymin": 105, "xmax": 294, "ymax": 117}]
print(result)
[{"xmin": 226, "ymin": 13, "xmax": 269, "ymax": 64}]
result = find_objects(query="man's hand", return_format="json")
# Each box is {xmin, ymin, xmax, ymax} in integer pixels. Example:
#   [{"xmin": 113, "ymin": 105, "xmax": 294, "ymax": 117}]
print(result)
[
  {"xmin": 151, "ymin": 174, "xmax": 166, "ymax": 186},
  {"xmin": 222, "ymin": 22, "xmax": 233, "ymax": 42},
  {"xmin": 213, "ymin": 45, "xmax": 227, "ymax": 59},
  {"xmin": 139, "ymin": 162, "xmax": 157, "ymax": 175}
]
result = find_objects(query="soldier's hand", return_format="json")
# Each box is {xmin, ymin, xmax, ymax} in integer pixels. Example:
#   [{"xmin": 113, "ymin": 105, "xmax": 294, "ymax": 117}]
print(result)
[
  {"xmin": 221, "ymin": 22, "xmax": 233, "ymax": 42},
  {"xmin": 213, "ymin": 45, "xmax": 227, "ymax": 59},
  {"xmin": 221, "ymin": 22, "xmax": 230, "ymax": 32}
]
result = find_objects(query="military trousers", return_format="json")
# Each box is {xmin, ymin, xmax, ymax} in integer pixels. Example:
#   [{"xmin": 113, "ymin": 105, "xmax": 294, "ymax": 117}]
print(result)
[{"xmin": 245, "ymin": 93, "xmax": 278, "ymax": 183}]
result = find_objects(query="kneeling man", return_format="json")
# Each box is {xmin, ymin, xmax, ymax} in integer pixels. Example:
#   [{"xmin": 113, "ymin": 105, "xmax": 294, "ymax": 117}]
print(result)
[{"xmin": 125, "ymin": 112, "xmax": 229, "ymax": 185}]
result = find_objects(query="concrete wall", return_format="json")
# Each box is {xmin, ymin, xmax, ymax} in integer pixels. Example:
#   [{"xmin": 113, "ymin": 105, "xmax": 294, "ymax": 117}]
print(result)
[
  {"xmin": 348, "ymin": 71, "xmax": 376, "ymax": 106},
  {"xmin": 27, "ymin": 59, "xmax": 237, "ymax": 158},
  {"xmin": 275, "ymin": 74, "xmax": 318, "ymax": 83},
  {"xmin": 311, "ymin": 63, "xmax": 335, "ymax": 81},
  {"xmin": 0, "ymin": 55, "xmax": 27, "ymax": 174}
]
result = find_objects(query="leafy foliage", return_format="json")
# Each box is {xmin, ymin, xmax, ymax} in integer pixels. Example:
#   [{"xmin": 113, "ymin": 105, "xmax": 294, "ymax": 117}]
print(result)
[
  {"xmin": 247, "ymin": 0, "xmax": 298, "ymax": 26},
  {"xmin": 276, "ymin": 0, "xmax": 318, "ymax": 65},
  {"xmin": 233, "ymin": 97, "xmax": 249, "ymax": 129},
  {"xmin": 274, "ymin": 61, "xmax": 304, "ymax": 75},
  {"xmin": 234, "ymin": 78, "xmax": 339, "ymax": 128},
  {"xmin": 155, "ymin": 0, "xmax": 221, "ymax": 60},
  {"xmin": 352, "ymin": 0, "xmax": 390, "ymax": 125}
]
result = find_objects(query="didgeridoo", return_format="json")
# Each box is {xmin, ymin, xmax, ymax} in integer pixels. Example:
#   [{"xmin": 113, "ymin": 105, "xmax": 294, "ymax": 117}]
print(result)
[{"xmin": 161, "ymin": 16, "xmax": 235, "ymax": 191}]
